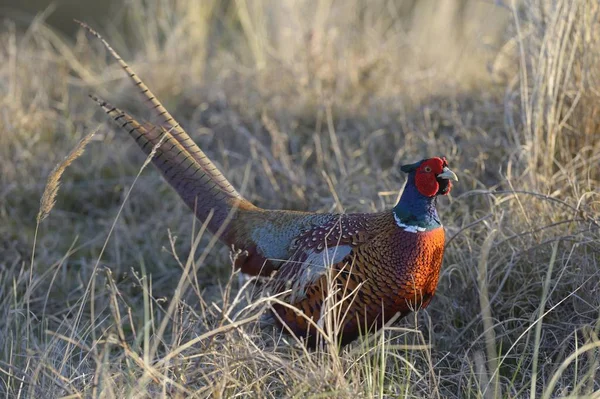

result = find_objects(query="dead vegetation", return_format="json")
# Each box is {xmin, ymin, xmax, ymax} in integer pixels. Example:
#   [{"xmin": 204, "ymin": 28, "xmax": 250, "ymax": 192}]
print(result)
[{"xmin": 1, "ymin": 0, "xmax": 599, "ymax": 397}]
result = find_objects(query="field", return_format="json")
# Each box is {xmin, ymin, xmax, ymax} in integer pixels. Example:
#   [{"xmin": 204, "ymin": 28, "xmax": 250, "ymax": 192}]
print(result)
[{"xmin": 1, "ymin": 0, "xmax": 600, "ymax": 397}]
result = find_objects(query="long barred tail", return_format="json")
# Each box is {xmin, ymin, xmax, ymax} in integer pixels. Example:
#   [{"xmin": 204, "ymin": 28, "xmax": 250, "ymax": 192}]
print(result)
[
  {"xmin": 79, "ymin": 20, "xmax": 256, "ymax": 236},
  {"xmin": 76, "ymin": 20, "xmax": 238, "ymax": 197},
  {"xmin": 91, "ymin": 95, "xmax": 255, "ymax": 235}
]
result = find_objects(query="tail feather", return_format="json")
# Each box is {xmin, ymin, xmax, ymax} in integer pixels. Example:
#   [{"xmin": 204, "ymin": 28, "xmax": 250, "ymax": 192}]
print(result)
[
  {"xmin": 76, "ymin": 20, "xmax": 238, "ymax": 198},
  {"xmin": 91, "ymin": 94, "xmax": 255, "ymax": 234}
]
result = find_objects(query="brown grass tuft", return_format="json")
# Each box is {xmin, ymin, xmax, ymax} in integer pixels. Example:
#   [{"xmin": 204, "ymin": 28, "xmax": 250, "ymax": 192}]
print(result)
[{"xmin": 37, "ymin": 130, "xmax": 96, "ymax": 223}]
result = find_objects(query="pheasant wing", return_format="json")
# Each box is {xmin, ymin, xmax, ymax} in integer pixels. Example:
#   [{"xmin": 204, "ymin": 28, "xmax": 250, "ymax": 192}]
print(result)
[{"xmin": 267, "ymin": 213, "xmax": 377, "ymax": 302}]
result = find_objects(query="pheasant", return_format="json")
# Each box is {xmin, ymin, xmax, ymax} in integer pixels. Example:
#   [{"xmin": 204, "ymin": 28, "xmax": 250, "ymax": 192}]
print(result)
[{"xmin": 80, "ymin": 22, "xmax": 458, "ymax": 346}]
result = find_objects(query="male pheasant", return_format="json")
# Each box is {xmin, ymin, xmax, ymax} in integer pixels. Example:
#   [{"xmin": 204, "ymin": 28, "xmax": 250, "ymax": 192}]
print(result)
[{"xmin": 80, "ymin": 23, "xmax": 458, "ymax": 346}]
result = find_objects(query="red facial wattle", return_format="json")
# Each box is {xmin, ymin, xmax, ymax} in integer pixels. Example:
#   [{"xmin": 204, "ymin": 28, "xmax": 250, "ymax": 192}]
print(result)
[
  {"xmin": 414, "ymin": 157, "xmax": 454, "ymax": 197},
  {"xmin": 415, "ymin": 170, "xmax": 440, "ymax": 197}
]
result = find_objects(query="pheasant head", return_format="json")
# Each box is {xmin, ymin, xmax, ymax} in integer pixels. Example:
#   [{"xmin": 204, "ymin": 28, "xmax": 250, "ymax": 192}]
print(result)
[{"xmin": 394, "ymin": 157, "xmax": 458, "ymax": 231}]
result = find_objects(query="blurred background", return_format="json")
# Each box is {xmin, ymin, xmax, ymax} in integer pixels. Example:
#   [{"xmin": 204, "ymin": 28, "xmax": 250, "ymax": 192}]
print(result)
[
  {"xmin": 1, "ymin": 0, "xmax": 512, "ymax": 85},
  {"xmin": 2, "ymin": 0, "xmax": 116, "ymax": 31}
]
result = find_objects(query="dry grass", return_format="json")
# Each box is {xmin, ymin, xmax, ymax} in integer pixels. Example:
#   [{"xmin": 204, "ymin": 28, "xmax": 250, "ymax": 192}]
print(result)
[{"xmin": 1, "ymin": 0, "xmax": 600, "ymax": 397}]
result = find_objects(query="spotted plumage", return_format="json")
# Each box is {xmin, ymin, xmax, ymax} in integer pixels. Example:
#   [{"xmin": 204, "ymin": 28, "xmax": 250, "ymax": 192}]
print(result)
[
  {"xmin": 80, "ymin": 22, "xmax": 458, "ymax": 346},
  {"xmin": 255, "ymin": 211, "xmax": 447, "ymax": 345}
]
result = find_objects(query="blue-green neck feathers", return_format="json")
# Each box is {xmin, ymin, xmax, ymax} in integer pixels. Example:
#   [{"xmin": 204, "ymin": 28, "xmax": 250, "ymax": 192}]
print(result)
[{"xmin": 393, "ymin": 173, "xmax": 441, "ymax": 231}]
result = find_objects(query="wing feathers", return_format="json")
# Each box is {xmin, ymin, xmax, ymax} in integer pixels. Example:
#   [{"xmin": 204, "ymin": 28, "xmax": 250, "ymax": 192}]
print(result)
[
  {"xmin": 289, "ymin": 245, "xmax": 353, "ymax": 301},
  {"xmin": 263, "ymin": 214, "xmax": 381, "ymax": 301}
]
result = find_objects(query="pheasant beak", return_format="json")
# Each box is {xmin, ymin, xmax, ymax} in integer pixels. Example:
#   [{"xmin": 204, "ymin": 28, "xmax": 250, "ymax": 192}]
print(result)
[{"xmin": 437, "ymin": 167, "xmax": 458, "ymax": 181}]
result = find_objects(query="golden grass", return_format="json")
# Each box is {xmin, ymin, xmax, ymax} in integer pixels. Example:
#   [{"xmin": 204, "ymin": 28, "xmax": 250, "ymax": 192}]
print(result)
[
  {"xmin": 1, "ymin": 0, "xmax": 600, "ymax": 397},
  {"xmin": 37, "ymin": 130, "xmax": 97, "ymax": 223}
]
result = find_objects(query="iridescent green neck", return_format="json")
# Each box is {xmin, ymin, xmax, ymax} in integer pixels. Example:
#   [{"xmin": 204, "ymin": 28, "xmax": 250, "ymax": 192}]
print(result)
[{"xmin": 393, "ymin": 175, "xmax": 441, "ymax": 232}]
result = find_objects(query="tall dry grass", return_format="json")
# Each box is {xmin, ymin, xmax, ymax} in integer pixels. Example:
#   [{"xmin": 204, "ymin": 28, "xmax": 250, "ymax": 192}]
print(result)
[{"xmin": 1, "ymin": 0, "xmax": 599, "ymax": 397}]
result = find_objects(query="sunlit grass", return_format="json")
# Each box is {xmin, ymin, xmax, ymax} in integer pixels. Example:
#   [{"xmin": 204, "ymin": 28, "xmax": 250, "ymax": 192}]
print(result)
[{"xmin": 1, "ymin": 0, "xmax": 599, "ymax": 397}]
